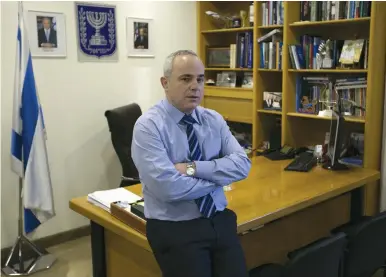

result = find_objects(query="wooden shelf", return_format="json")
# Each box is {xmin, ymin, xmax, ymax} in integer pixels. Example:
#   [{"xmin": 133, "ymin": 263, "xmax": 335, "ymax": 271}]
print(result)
[
  {"xmin": 257, "ymin": 109, "xmax": 282, "ymax": 115},
  {"xmin": 197, "ymin": 1, "xmax": 386, "ymax": 215},
  {"xmin": 201, "ymin": 27, "xmax": 253, "ymax": 34},
  {"xmin": 205, "ymin": 86, "xmax": 252, "ymax": 91},
  {"xmin": 204, "ymin": 86, "xmax": 253, "ymax": 100},
  {"xmin": 343, "ymin": 116, "xmax": 366, "ymax": 124},
  {"xmin": 289, "ymin": 17, "xmax": 371, "ymax": 27},
  {"xmin": 288, "ymin": 69, "xmax": 368, "ymax": 74},
  {"xmin": 223, "ymin": 116, "xmax": 253, "ymax": 124},
  {"xmin": 205, "ymin": 68, "xmax": 253, "ymax": 72},
  {"xmin": 258, "ymin": 25, "xmax": 283, "ymax": 30},
  {"xmin": 258, "ymin": 69, "xmax": 282, "ymax": 72},
  {"xmin": 286, "ymin": 112, "xmax": 365, "ymax": 123}
]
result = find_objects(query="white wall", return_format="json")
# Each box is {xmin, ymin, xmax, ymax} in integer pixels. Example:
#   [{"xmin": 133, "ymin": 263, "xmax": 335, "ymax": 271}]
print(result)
[{"xmin": 1, "ymin": 1, "xmax": 196, "ymax": 248}]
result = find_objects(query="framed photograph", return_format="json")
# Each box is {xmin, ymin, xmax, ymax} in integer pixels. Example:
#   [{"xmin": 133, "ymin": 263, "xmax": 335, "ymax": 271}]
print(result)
[
  {"xmin": 207, "ymin": 47, "xmax": 230, "ymax": 67},
  {"xmin": 126, "ymin": 17, "xmax": 154, "ymax": 57},
  {"xmin": 27, "ymin": 10, "xmax": 67, "ymax": 57},
  {"xmin": 216, "ymin": 71, "xmax": 236, "ymax": 88},
  {"xmin": 75, "ymin": 2, "xmax": 118, "ymax": 62},
  {"xmin": 263, "ymin": 91, "xmax": 282, "ymax": 111}
]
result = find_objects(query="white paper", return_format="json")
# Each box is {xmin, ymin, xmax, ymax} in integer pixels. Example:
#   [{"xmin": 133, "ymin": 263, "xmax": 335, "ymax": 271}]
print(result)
[{"xmin": 87, "ymin": 188, "xmax": 142, "ymax": 213}]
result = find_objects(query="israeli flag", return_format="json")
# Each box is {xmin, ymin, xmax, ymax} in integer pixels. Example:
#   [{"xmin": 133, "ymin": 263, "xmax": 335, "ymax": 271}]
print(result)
[
  {"xmin": 11, "ymin": 2, "xmax": 55, "ymax": 234},
  {"xmin": 52, "ymin": 17, "xmax": 57, "ymax": 31}
]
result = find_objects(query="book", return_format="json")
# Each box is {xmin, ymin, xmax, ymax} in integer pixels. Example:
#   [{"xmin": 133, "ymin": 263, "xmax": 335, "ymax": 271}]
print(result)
[
  {"xmin": 299, "ymin": 1, "xmax": 371, "ymax": 22},
  {"xmin": 261, "ymin": 1, "xmax": 284, "ymax": 26},
  {"xmin": 295, "ymin": 75, "xmax": 367, "ymax": 117}
]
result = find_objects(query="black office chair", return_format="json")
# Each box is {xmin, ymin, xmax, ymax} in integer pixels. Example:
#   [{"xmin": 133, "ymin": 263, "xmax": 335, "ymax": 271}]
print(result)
[
  {"xmin": 332, "ymin": 211, "xmax": 386, "ymax": 277},
  {"xmin": 105, "ymin": 103, "xmax": 142, "ymax": 187},
  {"xmin": 249, "ymin": 232, "xmax": 347, "ymax": 277}
]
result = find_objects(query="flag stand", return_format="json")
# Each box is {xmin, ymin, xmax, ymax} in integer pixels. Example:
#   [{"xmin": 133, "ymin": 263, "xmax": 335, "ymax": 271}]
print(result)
[{"xmin": 1, "ymin": 177, "xmax": 56, "ymax": 276}]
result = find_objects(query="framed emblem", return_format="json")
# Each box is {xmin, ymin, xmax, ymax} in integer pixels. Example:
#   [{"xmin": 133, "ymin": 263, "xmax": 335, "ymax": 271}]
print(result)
[{"xmin": 75, "ymin": 2, "xmax": 118, "ymax": 62}]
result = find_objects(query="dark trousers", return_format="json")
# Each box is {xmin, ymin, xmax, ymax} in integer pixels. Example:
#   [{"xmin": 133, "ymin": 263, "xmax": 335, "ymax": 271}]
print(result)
[{"xmin": 146, "ymin": 209, "xmax": 248, "ymax": 277}]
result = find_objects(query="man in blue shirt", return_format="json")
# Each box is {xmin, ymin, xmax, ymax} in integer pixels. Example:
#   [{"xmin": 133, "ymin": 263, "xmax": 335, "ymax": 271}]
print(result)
[{"xmin": 131, "ymin": 50, "xmax": 251, "ymax": 277}]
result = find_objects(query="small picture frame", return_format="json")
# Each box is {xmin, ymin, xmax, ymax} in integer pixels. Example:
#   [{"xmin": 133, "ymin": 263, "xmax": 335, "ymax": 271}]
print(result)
[
  {"xmin": 27, "ymin": 10, "xmax": 67, "ymax": 58},
  {"xmin": 242, "ymin": 72, "xmax": 253, "ymax": 88},
  {"xmin": 207, "ymin": 47, "xmax": 230, "ymax": 67},
  {"xmin": 263, "ymin": 91, "xmax": 282, "ymax": 110},
  {"xmin": 216, "ymin": 71, "xmax": 236, "ymax": 88},
  {"xmin": 126, "ymin": 17, "xmax": 154, "ymax": 57}
]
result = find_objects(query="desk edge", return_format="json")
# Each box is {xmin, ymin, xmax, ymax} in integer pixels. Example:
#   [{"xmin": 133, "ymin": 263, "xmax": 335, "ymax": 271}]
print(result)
[
  {"xmin": 69, "ymin": 200, "xmax": 152, "ymax": 251},
  {"xmin": 237, "ymin": 172, "xmax": 380, "ymax": 234}
]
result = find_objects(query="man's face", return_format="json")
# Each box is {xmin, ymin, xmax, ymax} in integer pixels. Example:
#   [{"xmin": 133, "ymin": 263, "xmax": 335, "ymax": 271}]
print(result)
[
  {"xmin": 139, "ymin": 28, "xmax": 144, "ymax": 36},
  {"xmin": 43, "ymin": 18, "xmax": 51, "ymax": 29},
  {"xmin": 162, "ymin": 55, "xmax": 205, "ymax": 114}
]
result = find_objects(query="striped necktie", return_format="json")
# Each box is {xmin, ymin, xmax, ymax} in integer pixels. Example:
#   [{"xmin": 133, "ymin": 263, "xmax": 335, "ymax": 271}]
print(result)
[{"xmin": 181, "ymin": 114, "xmax": 217, "ymax": 218}]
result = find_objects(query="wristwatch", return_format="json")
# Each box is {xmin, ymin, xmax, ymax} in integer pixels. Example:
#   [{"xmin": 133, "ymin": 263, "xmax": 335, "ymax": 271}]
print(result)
[{"xmin": 186, "ymin": 162, "xmax": 196, "ymax": 176}]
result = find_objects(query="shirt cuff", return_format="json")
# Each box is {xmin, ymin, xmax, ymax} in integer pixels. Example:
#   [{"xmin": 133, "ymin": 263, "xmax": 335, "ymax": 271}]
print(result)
[{"xmin": 194, "ymin": 160, "xmax": 215, "ymax": 182}]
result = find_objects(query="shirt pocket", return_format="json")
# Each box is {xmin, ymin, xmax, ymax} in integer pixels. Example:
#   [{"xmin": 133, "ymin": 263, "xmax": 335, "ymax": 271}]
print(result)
[
  {"xmin": 202, "ymin": 133, "xmax": 222, "ymax": 160},
  {"xmin": 167, "ymin": 137, "xmax": 190, "ymax": 164}
]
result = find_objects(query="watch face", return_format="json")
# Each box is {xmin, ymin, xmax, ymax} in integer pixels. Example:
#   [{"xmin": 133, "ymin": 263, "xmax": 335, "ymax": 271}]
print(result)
[{"xmin": 187, "ymin": 167, "xmax": 195, "ymax": 176}]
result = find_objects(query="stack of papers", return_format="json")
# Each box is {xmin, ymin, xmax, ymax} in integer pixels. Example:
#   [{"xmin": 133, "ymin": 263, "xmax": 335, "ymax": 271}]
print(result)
[{"xmin": 87, "ymin": 188, "xmax": 142, "ymax": 213}]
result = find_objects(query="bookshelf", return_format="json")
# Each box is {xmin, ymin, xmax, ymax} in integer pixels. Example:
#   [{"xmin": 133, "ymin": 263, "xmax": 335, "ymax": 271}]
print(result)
[{"xmin": 197, "ymin": 1, "xmax": 386, "ymax": 215}]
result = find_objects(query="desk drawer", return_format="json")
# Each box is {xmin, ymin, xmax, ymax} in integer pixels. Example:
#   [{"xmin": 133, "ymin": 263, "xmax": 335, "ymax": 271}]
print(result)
[{"xmin": 202, "ymin": 96, "xmax": 253, "ymax": 124}]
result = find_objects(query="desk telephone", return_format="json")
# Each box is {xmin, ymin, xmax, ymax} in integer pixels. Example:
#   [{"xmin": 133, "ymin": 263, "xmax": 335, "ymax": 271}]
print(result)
[{"xmin": 264, "ymin": 145, "xmax": 308, "ymax": 161}]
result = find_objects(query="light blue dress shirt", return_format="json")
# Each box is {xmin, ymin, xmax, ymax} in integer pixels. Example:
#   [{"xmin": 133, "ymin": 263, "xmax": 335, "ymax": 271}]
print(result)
[{"xmin": 131, "ymin": 99, "xmax": 251, "ymax": 221}]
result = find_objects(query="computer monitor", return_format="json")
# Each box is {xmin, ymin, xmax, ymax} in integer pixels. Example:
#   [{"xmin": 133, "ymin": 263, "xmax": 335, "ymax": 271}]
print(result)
[{"xmin": 323, "ymin": 110, "xmax": 349, "ymax": 170}]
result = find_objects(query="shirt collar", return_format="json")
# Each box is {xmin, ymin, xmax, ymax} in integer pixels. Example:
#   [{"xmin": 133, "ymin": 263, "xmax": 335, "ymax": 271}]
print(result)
[{"xmin": 162, "ymin": 99, "xmax": 201, "ymax": 125}]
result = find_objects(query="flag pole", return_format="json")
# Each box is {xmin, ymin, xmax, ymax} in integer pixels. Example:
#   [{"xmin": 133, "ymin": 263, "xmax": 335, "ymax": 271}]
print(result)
[
  {"xmin": 2, "ymin": 178, "xmax": 25, "ymax": 273},
  {"xmin": 1, "ymin": 1, "xmax": 56, "ymax": 275},
  {"xmin": 17, "ymin": 177, "xmax": 25, "ymax": 273}
]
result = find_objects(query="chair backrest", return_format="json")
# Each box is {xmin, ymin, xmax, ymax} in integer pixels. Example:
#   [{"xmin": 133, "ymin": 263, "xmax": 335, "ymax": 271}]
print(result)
[
  {"xmin": 344, "ymin": 211, "xmax": 386, "ymax": 277},
  {"xmin": 286, "ymin": 232, "xmax": 347, "ymax": 277},
  {"xmin": 105, "ymin": 103, "xmax": 142, "ymax": 184}
]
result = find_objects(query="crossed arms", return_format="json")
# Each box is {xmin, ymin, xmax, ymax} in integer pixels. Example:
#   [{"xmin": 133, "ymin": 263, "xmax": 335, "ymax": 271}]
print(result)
[{"xmin": 131, "ymin": 116, "xmax": 251, "ymax": 203}]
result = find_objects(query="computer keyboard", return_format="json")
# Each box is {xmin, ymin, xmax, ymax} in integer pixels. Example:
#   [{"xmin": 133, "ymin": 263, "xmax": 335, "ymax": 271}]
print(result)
[{"xmin": 284, "ymin": 152, "xmax": 317, "ymax": 172}]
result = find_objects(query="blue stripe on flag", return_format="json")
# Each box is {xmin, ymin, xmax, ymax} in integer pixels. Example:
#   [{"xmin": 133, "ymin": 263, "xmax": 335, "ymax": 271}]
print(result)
[
  {"xmin": 24, "ymin": 209, "xmax": 41, "ymax": 234},
  {"xmin": 21, "ymin": 54, "xmax": 39, "ymax": 171},
  {"xmin": 21, "ymin": 53, "xmax": 42, "ymax": 233},
  {"xmin": 11, "ymin": 130, "xmax": 22, "ymax": 160},
  {"xmin": 17, "ymin": 27, "xmax": 22, "ymax": 67},
  {"xmin": 17, "ymin": 27, "xmax": 21, "ymax": 43}
]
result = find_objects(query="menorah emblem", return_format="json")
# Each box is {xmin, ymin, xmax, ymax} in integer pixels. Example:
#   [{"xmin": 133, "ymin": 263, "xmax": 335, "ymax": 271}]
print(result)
[{"xmin": 86, "ymin": 11, "xmax": 108, "ymax": 46}]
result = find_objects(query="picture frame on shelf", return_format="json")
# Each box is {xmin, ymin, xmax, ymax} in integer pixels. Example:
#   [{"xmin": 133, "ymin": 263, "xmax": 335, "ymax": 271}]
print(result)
[
  {"xmin": 207, "ymin": 47, "xmax": 230, "ymax": 67},
  {"xmin": 216, "ymin": 71, "xmax": 236, "ymax": 88},
  {"xmin": 242, "ymin": 72, "xmax": 253, "ymax": 88},
  {"xmin": 27, "ymin": 10, "xmax": 67, "ymax": 58},
  {"xmin": 126, "ymin": 17, "xmax": 154, "ymax": 58},
  {"xmin": 263, "ymin": 91, "xmax": 282, "ymax": 111}
]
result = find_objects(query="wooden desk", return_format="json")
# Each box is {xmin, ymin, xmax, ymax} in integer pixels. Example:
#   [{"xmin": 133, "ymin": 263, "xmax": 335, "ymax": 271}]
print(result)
[{"xmin": 70, "ymin": 157, "xmax": 380, "ymax": 277}]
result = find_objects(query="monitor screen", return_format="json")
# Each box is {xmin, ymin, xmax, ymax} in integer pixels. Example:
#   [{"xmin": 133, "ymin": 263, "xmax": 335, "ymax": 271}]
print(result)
[{"xmin": 328, "ymin": 111, "xmax": 340, "ymax": 165}]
